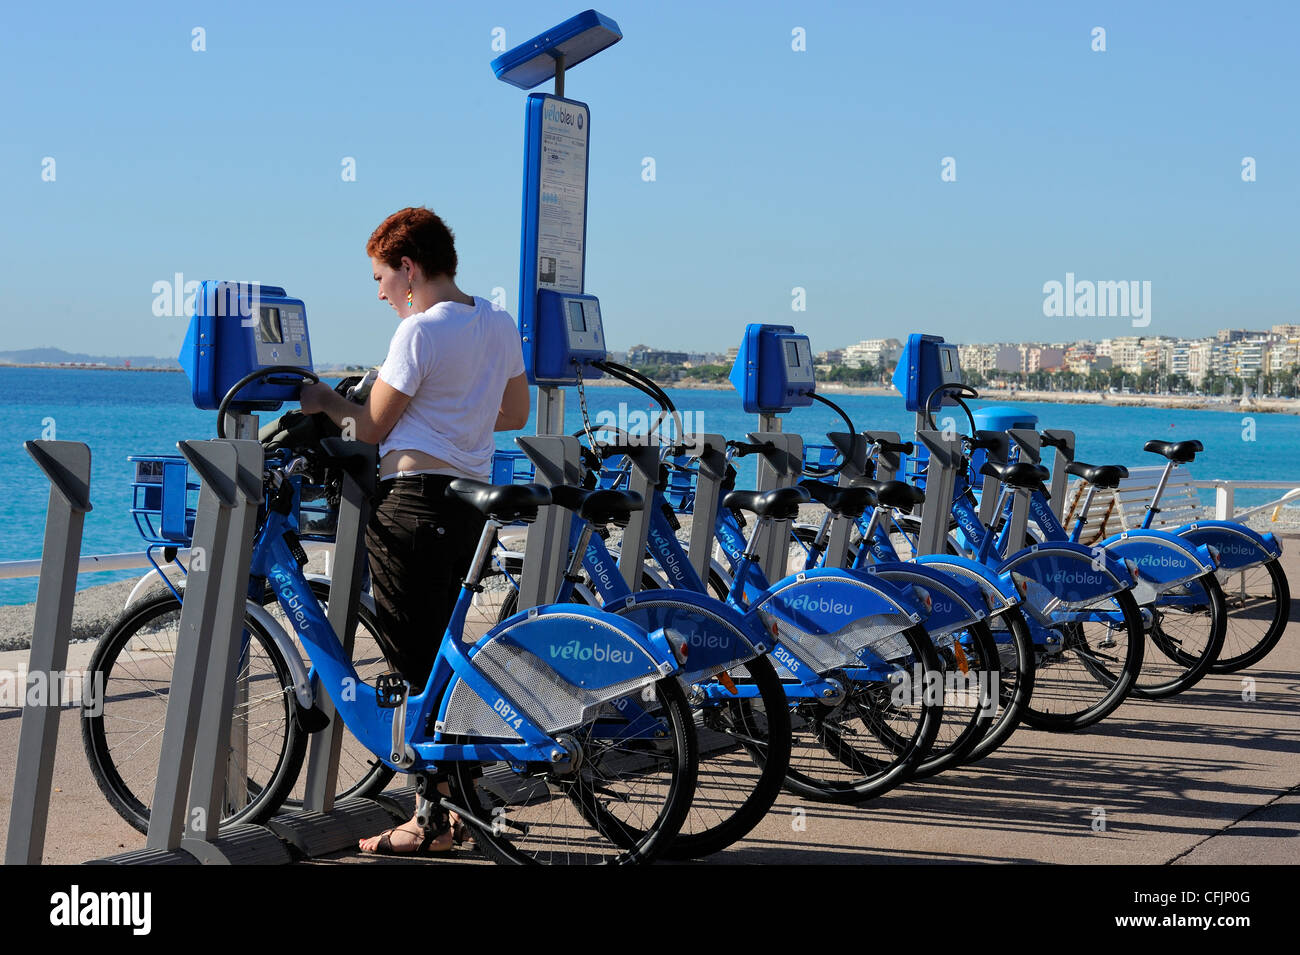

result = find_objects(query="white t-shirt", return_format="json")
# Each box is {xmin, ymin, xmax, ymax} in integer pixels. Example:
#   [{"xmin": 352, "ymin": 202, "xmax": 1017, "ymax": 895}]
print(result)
[{"xmin": 377, "ymin": 297, "xmax": 525, "ymax": 479}]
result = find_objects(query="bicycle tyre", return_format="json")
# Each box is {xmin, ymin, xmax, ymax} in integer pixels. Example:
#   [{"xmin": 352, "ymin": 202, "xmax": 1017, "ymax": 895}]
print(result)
[
  {"xmin": 1019, "ymin": 587, "xmax": 1145, "ymax": 731},
  {"xmin": 448, "ymin": 675, "xmax": 698, "ymax": 865},
  {"xmin": 509, "ymin": 569, "xmax": 790, "ymax": 858},
  {"xmin": 781, "ymin": 623, "xmax": 943, "ymax": 803},
  {"xmin": 81, "ymin": 590, "xmax": 306, "ymax": 834},
  {"xmin": 662, "ymin": 654, "xmax": 790, "ymax": 859},
  {"xmin": 907, "ymin": 619, "xmax": 999, "ymax": 778},
  {"xmin": 1210, "ymin": 558, "xmax": 1290, "ymax": 673},
  {"xmin": 963, "ymin": 605, "xmax": 1035, "ymax": 763},
  {"xmin": 1128, "ymin": 573, "xmax": 1226, "ymax": 699}
]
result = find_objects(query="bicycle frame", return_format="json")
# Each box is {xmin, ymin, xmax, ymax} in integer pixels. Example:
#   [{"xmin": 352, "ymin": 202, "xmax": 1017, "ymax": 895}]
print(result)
[
  {"xmin": 251, "ymin": 502, "xmax": 683, "ymax": 774},
  {"xmin": 585, "ymin": 465, "xmax": 935, "ymax": 695}
]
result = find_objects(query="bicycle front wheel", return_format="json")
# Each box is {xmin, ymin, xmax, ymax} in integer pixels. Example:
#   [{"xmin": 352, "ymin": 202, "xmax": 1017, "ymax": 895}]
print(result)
[
  {"xmin": 1211, "ymin": 558, "xmax": 1290, "ymax": 673},
  {"xmin": 450, "ymin": 676, "xmax": 698, "ymax": 865},
  {"xmin": 81, "ymin": 590, "xmax": 306, "ymax": 834},
  {"xmin": 1020, "ymin": 588, "xmax": 1144, "ymax": 731},
  {"xmin": 783, "ymin": 624, "xmax": 943, "ymax": 803},
  {"xmin": 1130, "ymin": 573, "xmax": 1226, "ymax": 699}
]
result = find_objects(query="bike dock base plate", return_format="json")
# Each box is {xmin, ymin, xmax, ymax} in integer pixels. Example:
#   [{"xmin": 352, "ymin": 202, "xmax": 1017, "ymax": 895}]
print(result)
[
  {"xmin": 84, "ymin": 847, "xmax": 201, "ymax": 865},
  {"xmin": 179, "ymin": 824, "xmax": 294, "ymax": 865},
  {"xmin": 266, "ymin": 798, "xmax": 403, "ymax": 858}
]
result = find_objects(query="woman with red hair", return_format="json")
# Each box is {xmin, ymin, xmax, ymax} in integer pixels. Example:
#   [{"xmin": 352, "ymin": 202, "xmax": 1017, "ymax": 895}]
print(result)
[{"xmin": 300, "ymin": 206, "xmax": 529, "ymax": 855}]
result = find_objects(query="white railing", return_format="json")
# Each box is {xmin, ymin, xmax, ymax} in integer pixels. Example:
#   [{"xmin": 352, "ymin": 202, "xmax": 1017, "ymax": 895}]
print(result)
[{"xmin": 1191, "ymin": 480, "xmax": 1300, "ymax": 522}]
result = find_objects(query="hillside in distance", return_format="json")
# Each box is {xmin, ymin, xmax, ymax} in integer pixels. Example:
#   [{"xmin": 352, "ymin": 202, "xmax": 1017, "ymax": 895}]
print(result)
[{"xmin": 0, "ymin": 347, "xmax": 180, "ymax": 368}]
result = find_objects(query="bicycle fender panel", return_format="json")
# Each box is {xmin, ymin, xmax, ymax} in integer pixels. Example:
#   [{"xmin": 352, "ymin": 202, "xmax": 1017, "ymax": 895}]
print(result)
[
  {"xmin": 996, "ymin": 541, "xmax": 1132, "ymax": 607},
  {"xmin": 611, "ymin": 590, "xmax": 765, "ymax": 685},
  {"xmin": 1176, "ymin": 520, "xmax": 1282, "ymax": 570},
  {"xmin": 440, "ymin": 606, "xmax": 672, "ymax": 739},
  {"xmin": 747, "ymin": 570, "xmax": 921, "ymax": 674},
  {"xmin": 914, "ymin": 554, "xmax": 1020, "ymax": 614},
  {"xmin": 856, "ymin": 562, "xmax": 987, "ymax": 638},
  {"xmin": 1099, "ymin": 529, "xmax": 1216, "ymax": 596}
]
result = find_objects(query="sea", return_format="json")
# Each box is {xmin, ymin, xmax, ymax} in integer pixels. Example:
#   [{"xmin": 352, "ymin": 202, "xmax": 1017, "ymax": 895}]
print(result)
[{"xmin": 2, "ymin": 366, "xmax": 1299, "ymax": 606}]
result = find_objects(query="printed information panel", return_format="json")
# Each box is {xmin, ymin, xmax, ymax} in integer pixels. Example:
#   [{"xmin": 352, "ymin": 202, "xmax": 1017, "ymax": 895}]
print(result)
[
  {"xmin": 518, "ymin": 93, "xmax": 593, "ymax": 383},
  {"xmin": 535, "ymin": 97, "xmax": 589, "ymax": 293}
]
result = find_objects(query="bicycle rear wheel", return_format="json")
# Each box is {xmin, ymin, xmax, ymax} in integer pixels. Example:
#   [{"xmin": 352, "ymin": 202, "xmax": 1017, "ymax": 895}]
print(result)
[
  {"xmin": 81, "ymin": 591, "xmax": 306, "ymax": 834},
  {"xmin": 449, "ymin": 676, "xmax": 697, "ymax": 865}
]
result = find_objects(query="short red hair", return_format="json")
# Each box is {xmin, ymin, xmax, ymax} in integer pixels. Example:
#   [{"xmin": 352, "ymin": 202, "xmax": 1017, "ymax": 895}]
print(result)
[{"xmin": 366, "ymin": 207, "xmax": 458, "ymax": 280}]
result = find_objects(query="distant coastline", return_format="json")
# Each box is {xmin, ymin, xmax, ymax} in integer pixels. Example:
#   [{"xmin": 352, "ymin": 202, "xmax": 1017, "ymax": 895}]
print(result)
[
  {"xmin": 0, "ymin": 363, "xmax": 182, "ymax": 372},
  {"xmin": 5, "ymin": 365, "xmax": 1295, "ymax": 415},
  {"xmin": 654, "ymin": 378, "xmax": 1300, "ymax": 415}
]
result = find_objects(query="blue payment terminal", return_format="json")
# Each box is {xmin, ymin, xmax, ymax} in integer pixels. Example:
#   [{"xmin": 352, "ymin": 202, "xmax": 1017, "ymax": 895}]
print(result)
[
  {"xmin": 893, "ymin": 333, "xmax": 962, "ymax": 412},
  {"xmin": 728, "ymin": 323, "xmax": 816, "ymax": 414},
  {"xmin": 179, "ymin": 281, "xmax": 313, "ymax": 411},
  {"xmin": 531, "ymin": 289, "xmax": 606, "ymax": 383}
]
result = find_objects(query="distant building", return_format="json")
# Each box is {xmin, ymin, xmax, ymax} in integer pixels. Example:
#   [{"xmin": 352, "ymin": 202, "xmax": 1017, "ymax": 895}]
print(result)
[
  {"xmin": 842, "ymin": 338, "xmax": 902, "ymax": 369},
  {"xmin": 628, "ymin": 348, "xmax": 689, "ymax": 365}
]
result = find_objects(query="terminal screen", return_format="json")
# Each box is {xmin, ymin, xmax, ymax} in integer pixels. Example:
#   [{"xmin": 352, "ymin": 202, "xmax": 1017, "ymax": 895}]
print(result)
[
  {"xmin": 785, "ymin": 340, "xmax": 801, "ymax": 367},
  {"xmin": 941, "ymin": 349, "xmax": 952, "ymax": 372},
  {"xmin": 258, "ymin": 306, "xmax": 284, "ymax": 344},
  {"xmin": 568, "ymin": 300, "xmax": 587, "ymax": 333}
]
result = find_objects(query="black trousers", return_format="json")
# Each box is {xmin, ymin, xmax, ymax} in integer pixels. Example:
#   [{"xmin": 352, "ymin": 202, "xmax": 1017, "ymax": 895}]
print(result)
[{"xmin": 365, "ymin": 475, "xmax": 486, "ymax": 693}]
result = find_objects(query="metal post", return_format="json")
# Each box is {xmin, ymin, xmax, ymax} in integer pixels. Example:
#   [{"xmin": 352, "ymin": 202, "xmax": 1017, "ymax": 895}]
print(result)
[
  {"xmin": 303, "ymin": 444, "xmax": 376, "ymax": 811},
  {"xmin": 1043, "ymin": 429, "xmax": 1075, "ymax": 519},
  {"xmin": 749, "ymin": 431, "xmax": 802, "ymax": 579},
  {"xmin": 616, "ymin": 443, "xmax": 661, "ymax": 590},
  {"xmin": 823, "ymin": 432, "xmax": 869, "ymax": 569},
  {"xmin": 147, "ymin": 440, "xmax": 241, "ymax": 850},
  {"xmin": 516, "ymin": 434, "xmax": 582, "ymax": 609},
  {"xmin": 5, "ymin": 441, "xmax": 92, "ymax": 865},
  {"xmin": 1005, "ymin": 429, "xmax": 1040, "ymax": 548},
  {"xmin": 915, "ymin": 431, "xmax": 962, "ymax": 557},
  {"xmin": 976, "ymin": 431, "xmax": 1012, "ymax": 527},
  {"xmin": 186, "ymin": 439, "xmax": 263, "ymax": 844},
  {"xmin": 685, "ymin": 434, "xmax": 726, "ymax": 584}
]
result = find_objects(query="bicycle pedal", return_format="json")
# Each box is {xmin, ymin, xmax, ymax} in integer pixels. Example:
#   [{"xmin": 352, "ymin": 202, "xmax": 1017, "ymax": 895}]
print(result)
[{"xmin": 375, "ymin": 671, "xmax": 408, "ymax": 708}]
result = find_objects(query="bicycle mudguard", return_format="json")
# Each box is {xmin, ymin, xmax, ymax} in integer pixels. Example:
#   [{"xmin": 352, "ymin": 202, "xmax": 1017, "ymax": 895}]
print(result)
[
  {"xmin": 996, "ymin": 541, "xmax": 1133, "ymax": 606},
  {"xmin": 438, "ymin": 604, "xmax": 678, "ymax": 740},
  {"xmin": 855, "ymin": 561, "xmax": 988, "ymax": 638},
  {"xmin": 913, "ymin": 554, "xmax": 1020, "ymax": 615},
  {"xmin": 1098, "ymin": 529, "xmax": 1216, "ymax": 600},
  {"xmin": 746, "ymin": 569, "xmax": 922, "ymax": 674},
  {"xmin": 603, "ymin": 589, "xmax": 766, "ymax": 686},
  {"xmin": 1174, "ymin": 520, "xmax": 1282, "ymax": 571}
]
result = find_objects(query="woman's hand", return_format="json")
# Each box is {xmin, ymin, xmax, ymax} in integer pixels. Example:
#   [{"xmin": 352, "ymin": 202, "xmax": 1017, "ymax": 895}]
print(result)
[{"xmin": 298, "ymin": 381, "xmax": 336, "ymax": 415}]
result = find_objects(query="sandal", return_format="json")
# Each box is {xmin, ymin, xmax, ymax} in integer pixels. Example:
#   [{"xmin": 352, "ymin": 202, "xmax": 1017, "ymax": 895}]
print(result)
[{"xmin": 363, "ymin": 820, "xmax": 453, "ymax": 857}]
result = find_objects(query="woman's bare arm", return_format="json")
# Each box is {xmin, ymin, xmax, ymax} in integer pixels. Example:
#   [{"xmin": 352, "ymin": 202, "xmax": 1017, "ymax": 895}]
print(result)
[{"xmin": 495, "ymin": 373, "xmax": 531, "ymax": 431}]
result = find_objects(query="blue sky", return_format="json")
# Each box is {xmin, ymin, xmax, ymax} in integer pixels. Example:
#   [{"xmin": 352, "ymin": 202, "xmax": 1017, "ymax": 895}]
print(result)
[{"xmin": 2, "ymin": 1, "xmax": 1296, "ymax": 364}]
